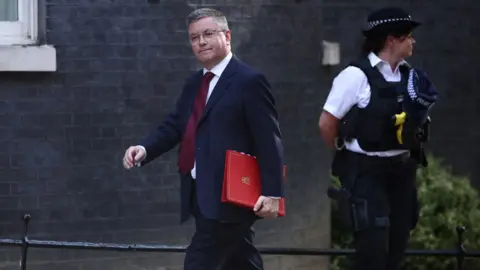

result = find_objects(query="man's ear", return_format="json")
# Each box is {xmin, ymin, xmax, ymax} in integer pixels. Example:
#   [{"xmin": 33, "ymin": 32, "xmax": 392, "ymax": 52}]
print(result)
[{"xmin": 224, "ymin": 29, "xmax": 231, "ymax": 43}]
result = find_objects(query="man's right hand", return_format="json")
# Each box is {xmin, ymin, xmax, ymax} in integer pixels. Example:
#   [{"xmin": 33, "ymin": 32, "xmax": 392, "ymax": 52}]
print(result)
[{"xmin": 123, "ymin": 145, "xmax": 146, "ymax": 169}]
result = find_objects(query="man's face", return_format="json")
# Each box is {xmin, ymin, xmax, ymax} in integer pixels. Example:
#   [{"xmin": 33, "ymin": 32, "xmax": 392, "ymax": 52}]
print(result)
[
  {"xmin": 391, "ymin": 32, "xmax": 416, "ymax": 58},
  {"xmin": 188, "ymin": 17, "xmax": 231, "ymax": 69}
]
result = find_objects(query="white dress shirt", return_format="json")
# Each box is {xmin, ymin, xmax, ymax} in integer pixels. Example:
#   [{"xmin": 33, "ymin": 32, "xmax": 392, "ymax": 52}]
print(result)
[{"xmin": 323, "ymin": 52, "xmax": 409, "ymax": 157}]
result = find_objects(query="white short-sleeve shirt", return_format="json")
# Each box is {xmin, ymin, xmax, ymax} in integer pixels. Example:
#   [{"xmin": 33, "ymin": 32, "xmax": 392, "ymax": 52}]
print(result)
[{"xmin": 323, "ymin": 52, "xmax": 409, "ymax": 157}]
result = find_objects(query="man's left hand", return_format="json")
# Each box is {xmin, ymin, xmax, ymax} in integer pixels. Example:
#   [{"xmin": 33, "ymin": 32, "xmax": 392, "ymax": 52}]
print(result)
[{"xmin": 253, "ymin": 196, "xmax": 280, "ymax": 218}]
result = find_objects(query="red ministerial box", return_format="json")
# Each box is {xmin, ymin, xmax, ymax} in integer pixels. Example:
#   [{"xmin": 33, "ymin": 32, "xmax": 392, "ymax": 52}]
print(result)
[{"xmin": 222, "ymin": 150, "xmax": 286, "ymax": 217}]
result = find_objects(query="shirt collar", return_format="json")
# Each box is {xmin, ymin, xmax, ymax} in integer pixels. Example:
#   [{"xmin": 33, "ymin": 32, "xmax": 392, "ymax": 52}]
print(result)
[
  {"xmin": 203, "ymin": 51, "xmax": 233, "ymax": 77},
  {"xmin": 367, "ymin": 52, "xmax": 408, "ymax": 69}
]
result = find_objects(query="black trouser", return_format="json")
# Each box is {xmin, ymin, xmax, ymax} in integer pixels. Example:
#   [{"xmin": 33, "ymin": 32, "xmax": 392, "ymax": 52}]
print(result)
[
  {"xmin": 184, "ymin": 180, "xmax": 263, "ymax": 270},
  {"xmin": 335, "ymin": 150, "xmax": 419, "ymax": 270}
]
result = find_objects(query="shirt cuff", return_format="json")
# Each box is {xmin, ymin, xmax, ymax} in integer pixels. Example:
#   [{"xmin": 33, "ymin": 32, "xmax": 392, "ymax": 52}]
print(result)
[{"xmin": 323, "ymin": 104, "xmax": 342, "ymax": 119}]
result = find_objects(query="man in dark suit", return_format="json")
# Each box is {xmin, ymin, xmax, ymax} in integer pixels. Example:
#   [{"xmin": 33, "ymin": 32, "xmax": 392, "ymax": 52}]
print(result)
[{"xmin": 122, "ymin": 8, "xmax": 285, "ymax": 270}]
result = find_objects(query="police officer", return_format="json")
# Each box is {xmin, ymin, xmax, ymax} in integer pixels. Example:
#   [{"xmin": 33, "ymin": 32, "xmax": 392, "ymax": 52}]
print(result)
[{"xmin": 318, "ymin": 7, "xmax": 438, "ymax": 270}]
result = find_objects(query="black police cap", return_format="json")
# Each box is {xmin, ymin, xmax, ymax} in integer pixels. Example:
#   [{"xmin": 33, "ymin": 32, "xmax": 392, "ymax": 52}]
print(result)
[{"xmin": 362, "ymin": 7, "xmax": 421, "ymax": 37}]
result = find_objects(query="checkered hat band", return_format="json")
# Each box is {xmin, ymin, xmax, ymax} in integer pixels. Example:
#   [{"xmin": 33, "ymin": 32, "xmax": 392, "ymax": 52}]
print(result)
[{"xmin": 366, "ymin": 17, "xmax": 412, "ymax": 30}]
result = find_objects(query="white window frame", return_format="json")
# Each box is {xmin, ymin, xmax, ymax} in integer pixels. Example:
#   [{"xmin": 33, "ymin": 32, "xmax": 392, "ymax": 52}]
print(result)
[{"xmin": 0, "ymin": 0, "xmax": 38, "ymax": 45}]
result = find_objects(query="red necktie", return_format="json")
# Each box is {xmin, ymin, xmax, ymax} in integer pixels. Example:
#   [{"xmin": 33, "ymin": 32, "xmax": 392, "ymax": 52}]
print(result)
[{"xmin": 178, "ymin": 71, "xmax": 215, "ymax": 174}]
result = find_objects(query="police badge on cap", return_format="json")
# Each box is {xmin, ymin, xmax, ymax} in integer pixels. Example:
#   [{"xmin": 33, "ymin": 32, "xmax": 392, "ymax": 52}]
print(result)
[{"xmin": 362, "ymin": 7, "xmax": 421, "ymax": 37}]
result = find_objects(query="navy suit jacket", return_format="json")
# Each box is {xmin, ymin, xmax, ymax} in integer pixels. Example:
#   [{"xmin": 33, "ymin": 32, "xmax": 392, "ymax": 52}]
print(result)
[{"xmin": 138, "ymin": 56, "xmax": 285, "ymax": 223}]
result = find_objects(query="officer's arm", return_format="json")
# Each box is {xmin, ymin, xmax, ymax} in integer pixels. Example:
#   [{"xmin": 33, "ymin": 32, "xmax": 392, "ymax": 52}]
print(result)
[
  {"xmin": 319, "ymin": 66, "xmax": 366, "ymax": 149},
  {"xmin": 319, "ymin": 111, "xmax": 339, "ymax": 149}
]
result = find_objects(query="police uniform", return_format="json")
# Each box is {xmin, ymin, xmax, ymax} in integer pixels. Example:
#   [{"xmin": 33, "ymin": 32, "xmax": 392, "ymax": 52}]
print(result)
[{"xmin": 324, "ymin": 7, "xmax": 438, "ymax": 270}]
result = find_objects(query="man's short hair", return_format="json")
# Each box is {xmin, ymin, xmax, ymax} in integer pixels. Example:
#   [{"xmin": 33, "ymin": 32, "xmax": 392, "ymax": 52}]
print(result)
[{"xmin": 186, "ymin": 8, "xmax": 229, "ymax": 31}]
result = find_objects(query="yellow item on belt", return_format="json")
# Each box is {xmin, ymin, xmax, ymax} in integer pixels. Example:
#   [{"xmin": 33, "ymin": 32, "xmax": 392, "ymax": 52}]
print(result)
[{"xmin": 393, "ymin": 112, "xmax": 406, "ymax": 144}]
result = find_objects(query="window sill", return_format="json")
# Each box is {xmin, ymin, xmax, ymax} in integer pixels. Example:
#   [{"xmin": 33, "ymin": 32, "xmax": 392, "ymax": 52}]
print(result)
[{"xmin": 0, "ymin": 44, "xmax": 56, "ymax": 72}]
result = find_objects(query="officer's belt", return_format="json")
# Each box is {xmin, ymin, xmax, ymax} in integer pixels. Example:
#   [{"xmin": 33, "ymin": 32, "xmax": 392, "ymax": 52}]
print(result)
[{"xmin": 343, "ymin": 150, "xmax": 410, "ymax": 166}]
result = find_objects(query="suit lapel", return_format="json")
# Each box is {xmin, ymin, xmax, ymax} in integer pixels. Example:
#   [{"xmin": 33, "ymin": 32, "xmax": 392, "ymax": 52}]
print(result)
[
  {"xmin": 198, "ymin": 56, "xmax": 238, "ymax": 125},
  {"xmin": 184, "ymin": 71, "xmax": 204, "ymax": 117}
]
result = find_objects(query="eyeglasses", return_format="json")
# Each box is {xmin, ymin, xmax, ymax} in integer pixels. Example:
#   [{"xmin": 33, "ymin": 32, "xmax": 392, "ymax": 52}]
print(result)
[{"xmin": 189, "ymin": 29, "xmax": 223, "ymax": 44}]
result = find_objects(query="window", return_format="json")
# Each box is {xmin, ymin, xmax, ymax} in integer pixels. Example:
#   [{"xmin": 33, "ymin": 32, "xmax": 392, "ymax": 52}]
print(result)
[
  {"xmin": 0, "ymin": 0, "xmax": 55, "ymax": 72},
  {"xmin": 0, "ymin": 0, "xmax": 38, "ymax": 45}
]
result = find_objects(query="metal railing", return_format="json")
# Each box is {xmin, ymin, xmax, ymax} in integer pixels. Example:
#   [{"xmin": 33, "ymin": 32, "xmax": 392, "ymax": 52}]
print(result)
[{"xmin": 0, "ymin": 214, "xmax": 479, "ymax": 270}]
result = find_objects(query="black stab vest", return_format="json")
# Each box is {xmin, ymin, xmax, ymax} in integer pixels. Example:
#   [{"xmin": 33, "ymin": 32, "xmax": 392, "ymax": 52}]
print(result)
[{"xmin": 339, "ymin": 57, "xmax": 410, "ymax": 152}]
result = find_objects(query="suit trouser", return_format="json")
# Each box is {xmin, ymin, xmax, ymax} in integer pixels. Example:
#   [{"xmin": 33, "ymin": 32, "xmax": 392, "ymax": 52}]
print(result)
[
  {"xmin": 336, "ymin": 150, "xmax": 419, "ymax": 270},
  {"xmin": 183, "ymin": 179, "xmax": 263, "ymax": 270}
]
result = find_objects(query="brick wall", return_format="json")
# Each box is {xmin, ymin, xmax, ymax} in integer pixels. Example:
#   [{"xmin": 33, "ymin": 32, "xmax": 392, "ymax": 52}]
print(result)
[{"xmin": 0, "ymin": 0, "xmax": 478, "ymax": 269}]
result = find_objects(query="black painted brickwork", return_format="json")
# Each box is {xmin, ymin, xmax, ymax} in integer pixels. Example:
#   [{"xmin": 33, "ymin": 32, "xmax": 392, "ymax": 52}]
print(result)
[{"xmin": 0, "ymin": 0, "xmax": 478, "ymax": 269}]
